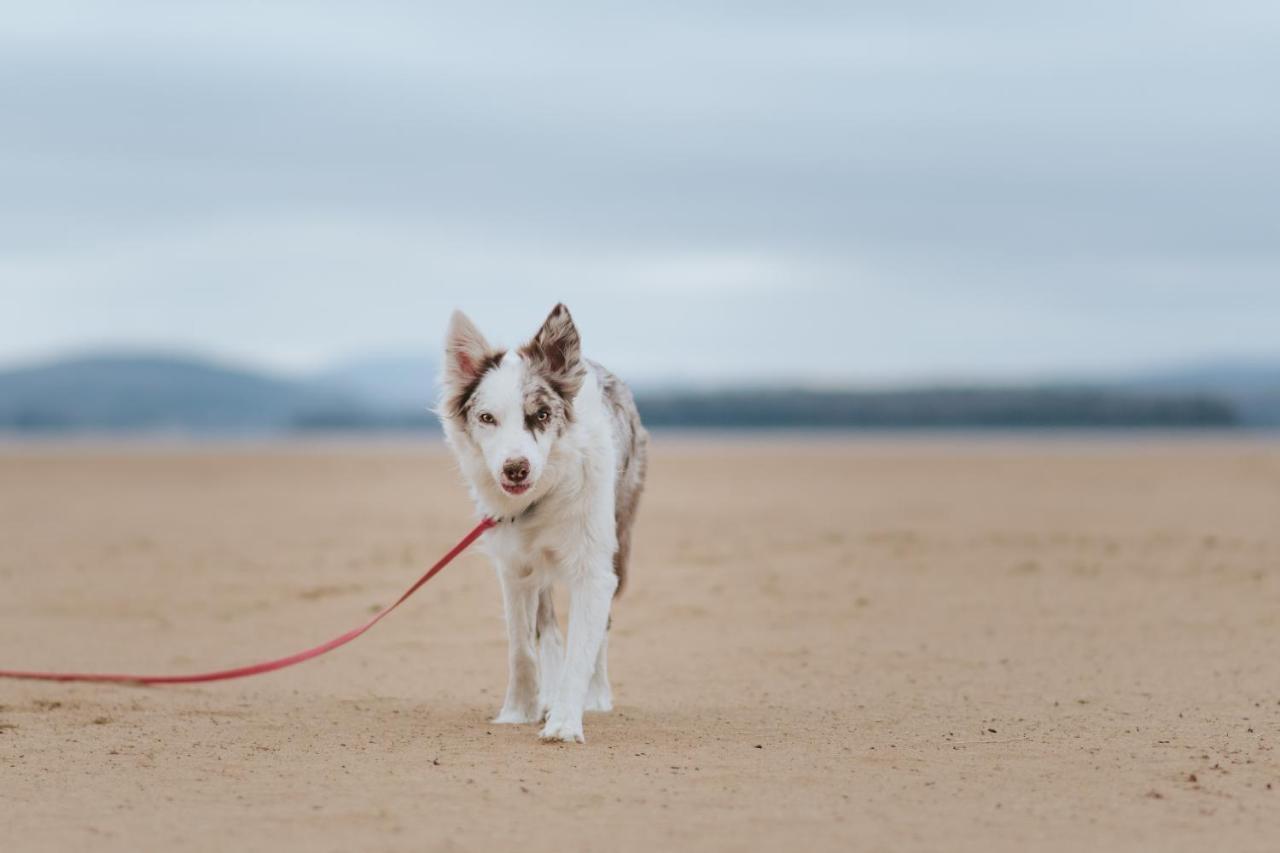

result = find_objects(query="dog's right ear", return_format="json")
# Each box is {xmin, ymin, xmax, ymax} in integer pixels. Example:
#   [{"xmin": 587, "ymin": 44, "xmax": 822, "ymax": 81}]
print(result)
[{"xmin": 444, "ymin": 310, "xmax": 493, "ymax": 387}]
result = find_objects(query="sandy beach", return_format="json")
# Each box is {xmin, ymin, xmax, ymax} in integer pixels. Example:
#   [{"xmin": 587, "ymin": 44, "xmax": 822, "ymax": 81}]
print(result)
[{"xmin": 2, "ymin": 437, "xmax": 1279, "ymax": 852}]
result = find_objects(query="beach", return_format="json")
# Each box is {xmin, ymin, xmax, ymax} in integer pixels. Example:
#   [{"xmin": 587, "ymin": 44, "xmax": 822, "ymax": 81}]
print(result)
[{"xmin": 2, "ymin": 437, "xmax": 1278, "ymax": 852}]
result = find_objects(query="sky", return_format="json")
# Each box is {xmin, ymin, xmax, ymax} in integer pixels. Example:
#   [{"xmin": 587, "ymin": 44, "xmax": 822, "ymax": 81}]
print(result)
[{"xmin": 3, "ymin": 1, "xmax": 1278, "ymax": 385}]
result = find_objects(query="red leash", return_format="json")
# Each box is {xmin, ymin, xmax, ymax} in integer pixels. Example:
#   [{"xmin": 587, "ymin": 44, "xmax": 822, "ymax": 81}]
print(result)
[{"xmin": 0, "ymin": 517, "xmax": 496, "ymax": 685}]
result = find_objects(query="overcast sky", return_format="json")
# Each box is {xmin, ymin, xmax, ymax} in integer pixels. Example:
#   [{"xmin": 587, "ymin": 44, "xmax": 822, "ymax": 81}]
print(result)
[{"xmin": 3, "ymin": 1, "xmax": 1278, "ymax": 384}]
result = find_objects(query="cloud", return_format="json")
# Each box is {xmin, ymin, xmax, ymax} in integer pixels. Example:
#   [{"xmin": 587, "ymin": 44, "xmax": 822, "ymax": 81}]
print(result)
[{"xmin": 3, "ymin": 1, "xmax": 1279, "ymax": 380}]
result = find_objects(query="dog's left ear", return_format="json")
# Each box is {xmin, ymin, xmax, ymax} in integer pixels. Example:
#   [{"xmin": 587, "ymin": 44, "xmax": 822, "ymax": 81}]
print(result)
[{"xmin": 523, "ymin": 303, "xmax": 586, "ymax": 398}]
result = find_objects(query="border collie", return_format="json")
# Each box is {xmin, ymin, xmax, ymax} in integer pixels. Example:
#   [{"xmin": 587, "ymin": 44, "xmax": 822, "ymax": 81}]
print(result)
[{"xmin": 439, "ymin": 304, "xmax": 648, "ymax": 743}]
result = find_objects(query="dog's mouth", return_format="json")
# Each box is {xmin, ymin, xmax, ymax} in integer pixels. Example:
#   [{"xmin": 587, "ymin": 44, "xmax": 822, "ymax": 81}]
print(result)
[{"xmin": 500, "ymin": 481, "xmax": 532, "ymax": 496}]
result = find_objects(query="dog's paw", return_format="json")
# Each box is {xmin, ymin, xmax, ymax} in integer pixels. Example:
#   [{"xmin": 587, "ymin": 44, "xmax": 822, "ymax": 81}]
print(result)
[
  {"xmin": 539, "ymin": 712, "xmax": 585, "ymax": 744},
  {"xmin": 493, "ymin": 705, "xmax": 541, "ymax": 725}
]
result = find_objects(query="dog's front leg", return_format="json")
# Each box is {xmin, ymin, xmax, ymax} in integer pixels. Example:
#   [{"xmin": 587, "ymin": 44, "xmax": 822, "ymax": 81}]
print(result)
[
  {"xmin": 493, "ymin": 568, "xmax": 541, "ymax": 724},
  {"xmin": 540, "ymin": 561, "xmax": 616, "ymax": 743}
]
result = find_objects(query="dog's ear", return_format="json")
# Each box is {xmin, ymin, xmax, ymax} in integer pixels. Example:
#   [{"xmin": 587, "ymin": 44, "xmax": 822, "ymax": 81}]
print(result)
[
  {"xmin": 444, "ymin": 310, "xmax": 493, "ymax": 387},
  {"xmin": 523, "ymin": 303, "xmax": 586, "ymax": 398},
  {"xmin": 527, "ymin": 303, "xmax": 580, "ymax": 374}
]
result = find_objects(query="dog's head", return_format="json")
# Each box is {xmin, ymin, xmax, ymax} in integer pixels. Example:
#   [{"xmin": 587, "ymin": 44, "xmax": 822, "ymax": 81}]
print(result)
[{"xmin": 440, "ymin": 304, "xmax": 587, "ymax": 505}]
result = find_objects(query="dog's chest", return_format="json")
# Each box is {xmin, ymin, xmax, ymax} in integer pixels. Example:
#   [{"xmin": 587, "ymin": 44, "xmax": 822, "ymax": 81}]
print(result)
[{"xmin": 483, "ymin": 520, "xmax": 579, "ymax": 580}]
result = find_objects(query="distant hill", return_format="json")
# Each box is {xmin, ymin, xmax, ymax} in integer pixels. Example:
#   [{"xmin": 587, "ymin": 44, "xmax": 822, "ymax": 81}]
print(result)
[
  {"xmin": 0, "ymin": 353, "xmax": 366, "ymax": 433},
  {"xmin": 0, "ymin": 351, "xmax": 1264, "ymax": 434}
]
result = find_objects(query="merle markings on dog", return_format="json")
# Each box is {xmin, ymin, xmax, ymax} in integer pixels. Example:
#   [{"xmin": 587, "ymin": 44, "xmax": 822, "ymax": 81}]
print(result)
[{"xmin": 439, "ymin": 304, "xmax": 648, "ymax": 743}]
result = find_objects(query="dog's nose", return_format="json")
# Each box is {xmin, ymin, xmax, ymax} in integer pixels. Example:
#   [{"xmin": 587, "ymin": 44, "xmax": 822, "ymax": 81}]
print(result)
[{"xmin": 502, "ymin": 458, "xmax": 530, "ymax": 483}]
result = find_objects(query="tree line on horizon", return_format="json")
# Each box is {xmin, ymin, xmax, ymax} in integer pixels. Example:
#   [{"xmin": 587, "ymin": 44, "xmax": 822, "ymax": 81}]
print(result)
[{"xmin": 0, "ymin": 353, "xmax": 1244, "ymax": 433}]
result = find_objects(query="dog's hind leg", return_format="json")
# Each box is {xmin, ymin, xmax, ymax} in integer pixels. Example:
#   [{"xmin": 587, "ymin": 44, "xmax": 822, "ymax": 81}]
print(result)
[
  {"xmin": 584, "ymin": 631, "xmax": 612, "ymax": 712},
  {"xmin": 535, "ymin": 588, "xmax": 563, "ymax": 720}
]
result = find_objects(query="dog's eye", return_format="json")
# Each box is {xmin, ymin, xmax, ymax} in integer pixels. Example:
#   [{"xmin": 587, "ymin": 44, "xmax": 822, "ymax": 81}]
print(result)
[
  {"xmin": 536, "ymin": 409, "xmax": 551, "ymax": 422},
  {"xmin": 478, "ymin": 412, "xmax": 496, "ymax": 425}
]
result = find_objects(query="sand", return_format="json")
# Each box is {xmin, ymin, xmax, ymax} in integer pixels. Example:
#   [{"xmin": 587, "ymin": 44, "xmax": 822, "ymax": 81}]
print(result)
[{"xmin": 1, "ymin": 437, "xmax": 1279, "ymax": 852}]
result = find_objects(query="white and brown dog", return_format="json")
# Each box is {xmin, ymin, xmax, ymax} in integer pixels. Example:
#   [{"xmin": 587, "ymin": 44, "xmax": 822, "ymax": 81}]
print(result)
[{"xmin": 439, "ymin": 304, "xmax": 648, "ymax": 743}]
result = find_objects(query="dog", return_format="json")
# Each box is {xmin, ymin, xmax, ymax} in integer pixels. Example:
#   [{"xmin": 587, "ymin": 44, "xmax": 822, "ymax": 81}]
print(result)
[{"xmin": 438, "ymin": 304, "xmax": 648, "ymax": 743}]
